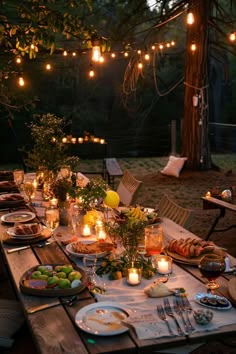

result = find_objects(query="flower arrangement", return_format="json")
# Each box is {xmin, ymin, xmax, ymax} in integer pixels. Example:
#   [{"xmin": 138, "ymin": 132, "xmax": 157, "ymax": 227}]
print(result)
[
  {"xmin": 51, "ymin": 177, "xmax": 72, "ymax": 203},
  {"xmin": 70, "ymin": 178, "xmax": 107, "ymax": 211},
  {"xmin": 104, "ymin": 206, "xmax": 159, "ymax": 253}
]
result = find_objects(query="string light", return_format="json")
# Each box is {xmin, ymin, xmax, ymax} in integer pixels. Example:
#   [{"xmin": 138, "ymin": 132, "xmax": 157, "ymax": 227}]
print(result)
[
  {"xmin": 171, "ymin": 40, "xmax": 175, "ymax": 46},
  {"xmin": 63, "ymin": 50, "xmax": 68, "ymax": 56},
  {"xmin": 144, "ymin": 52, "xmax": 150, "ymax": 61},
  {"xmin": 16, "ymin": 57, "xmax": 22, "ymax": 64},
  {"xmin": 124, "ymin": 52, "xmax": 129, "ymax": 57},
  {"xmin": 159, "ymin": 44, "xmax": 164, "ymax": 50},
  {"xmin": 166, "ymin": 42, "xmax": 170, "ymax": 48},
  {"xmin": 187, "ymin": 10, "xmax": 194, "ymax": 25},
  {"xmin": 190, "ymin": 41, "xmax": 197, "ymax": 52},
  {"xmin": 18, "ymin": 76, "xmax": 25, "ymax": 86},
  {"xmin": 151, "ymin": 45, "xmax": 155, "ymax": 50},
  {"xmin": 229, "ymin": 31, "xmax": 236, "ymax": 41},
  {"xmin": 72, "ymin": 51, "xmax": 77, "ymax": 56},
  {"xmin": 45, "ymin": 63, "xmax": 52, "ymax": 70},
  {"xmin": 89, "ymin": 64, "xmax": 95, "ymax": 78},
  {"xmin": 138, "ymin": 61, "xmax": 143, "ymax": 69},
  {"xmin": 99, "ymin": 56, "xmax": 104, "ymax": 63},
  {"xmin": 111, "ymin": 52, "xmax": 116, "ymax": 58},
  {"xmin": 137, "ymin": 49, "xmax": 141, "ymax": 54}
]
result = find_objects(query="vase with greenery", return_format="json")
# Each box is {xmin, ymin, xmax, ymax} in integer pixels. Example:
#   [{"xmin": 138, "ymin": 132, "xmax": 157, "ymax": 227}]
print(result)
[{"xmin": 51, "ymin": 177, "xmax": 73, "ymax": 226}]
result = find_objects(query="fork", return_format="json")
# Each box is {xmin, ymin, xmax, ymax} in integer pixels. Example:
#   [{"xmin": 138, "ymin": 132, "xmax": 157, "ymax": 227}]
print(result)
[
  {"xmin": 163, "ymin": 298, "xmax": 185, "ymax": 336},
  {"xmin": 157, "ymin": 305, "xmax": 175, "ymax": 336},
  {"xmin": 181, "ymin": 296, "xmax": 195, "ymax": 332},
  {"xmin": 173, "ymin": 298, "xmax": 189, "ymax": 333}
]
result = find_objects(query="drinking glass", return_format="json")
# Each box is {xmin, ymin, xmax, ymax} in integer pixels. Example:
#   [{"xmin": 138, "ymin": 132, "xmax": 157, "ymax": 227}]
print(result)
[
  {"xmin": 199, "ymin": 254, "xmax": 226, "ymax": 292},
  {"xmin": 13, "ymin": 169, "xmax": 24, "ymax": 189},
  {"xmin": 83, "ymin": 256, "xmax": 106, "ymax": 293},
  {"xmin": 44, "ymin": 206, "xmax": 59, "ymax": 239},
  {"xmin": 144, "ymin": 224, "xmax": 163, "ymax": 256},
  {"xmin": 22, "ymin": 180, "xmax": 36, "ymax": 204}
]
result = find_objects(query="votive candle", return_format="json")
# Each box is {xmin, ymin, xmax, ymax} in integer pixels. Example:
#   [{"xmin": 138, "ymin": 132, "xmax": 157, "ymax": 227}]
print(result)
[
  {"xmin": 82, "ymin": 224, "xmax": 91, "ymax": 236},
  {"xmin": 127, "ymin": 267, "xmax": 142, "ymax": 285}
]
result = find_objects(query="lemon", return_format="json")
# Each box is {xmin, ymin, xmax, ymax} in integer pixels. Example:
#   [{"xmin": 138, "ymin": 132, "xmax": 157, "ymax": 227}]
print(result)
[
  {"xmin": 104, "ymin": 190, "xmax": 120, "ymax": 208},
  {"xmin": 83, "ymin": 209, "xmax": 98, "ymax": 226}
]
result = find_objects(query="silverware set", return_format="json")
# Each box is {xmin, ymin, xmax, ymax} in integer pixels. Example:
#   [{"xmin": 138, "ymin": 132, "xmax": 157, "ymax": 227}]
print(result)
[{"xmin": 157, "ymin": 297, "xmax": 195, "ymax": 336}]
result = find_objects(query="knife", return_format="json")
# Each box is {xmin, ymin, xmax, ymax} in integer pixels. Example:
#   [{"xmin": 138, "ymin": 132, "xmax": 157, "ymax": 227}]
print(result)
[
  {"xmin": 27, "ymin": 301, "xmax": 60, "ymax": 314},
  {"xmin": 7, "ymin": 245, "xmax": 31, "ymax": 253}
]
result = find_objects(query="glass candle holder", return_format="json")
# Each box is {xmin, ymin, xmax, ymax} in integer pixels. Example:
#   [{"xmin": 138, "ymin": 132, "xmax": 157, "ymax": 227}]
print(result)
[
  {"xmin": 81, "ymin": 224, "xmax": 91, "ymax": 237},
  {"xmin": 154, "ymin": 255, "xmax": 172, "ymax": 275},
  {"xmin": 126, "ymin": 262, "xmax": 142, "ymax": 285}
]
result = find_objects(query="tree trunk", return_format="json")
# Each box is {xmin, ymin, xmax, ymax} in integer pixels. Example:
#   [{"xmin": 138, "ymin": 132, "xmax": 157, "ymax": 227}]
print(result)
[{"xmin": 182, "ymin": 0, "xmax": 212, "ymax": 170}]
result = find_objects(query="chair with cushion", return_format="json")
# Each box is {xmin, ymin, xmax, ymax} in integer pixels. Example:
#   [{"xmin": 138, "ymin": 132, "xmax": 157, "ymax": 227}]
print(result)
[
  {"xmin": 156, "ymin": 194, "xmax": 193, "ymax": 228},
  {"xmin": 116, "ymin": 170, "xmax": 143, "ymax": 206}
]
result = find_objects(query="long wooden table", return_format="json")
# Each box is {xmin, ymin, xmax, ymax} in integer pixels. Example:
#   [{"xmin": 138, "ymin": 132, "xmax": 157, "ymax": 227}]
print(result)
[
  {"xmin": 202, "ymin": 196, "xmax": 236, "ymax": 240},
  {"xmin": 1, "ymin": 208, "xmax": 236, "ymax": 353}
]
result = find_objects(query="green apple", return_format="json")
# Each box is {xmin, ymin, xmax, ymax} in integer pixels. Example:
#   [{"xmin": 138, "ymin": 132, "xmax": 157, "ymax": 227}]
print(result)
[
  {"xmin": 57, "ymin": 272, "xmax": 67, "ymax": 279},
  {"xmin": 61, "ymin": 264, "xmax": 73, "ymax": 275},
  {"xmin": 31, "ymin": 271, "xmax": 42, "ymax": 279},
  {"xmin": 54, "ymin": 265, "xmax": 63, "ymax": 272},
  {"xmin": 43, "ymin": 270, "xmax": 54, "ymax": 277},
  {"xmin": 68, "ymin": 271, "xmax": 82, "ymax": 282},
  {"xmin": 37, "ymin": 265, "xmax": 47, "ymax": 273},
  {"xmin": 58, "ymin": 278, "xmax": 71, "ymax": 289},
  {"xmin": 47, "ymin": 276, "xmax": 59, "ymax": 288}
]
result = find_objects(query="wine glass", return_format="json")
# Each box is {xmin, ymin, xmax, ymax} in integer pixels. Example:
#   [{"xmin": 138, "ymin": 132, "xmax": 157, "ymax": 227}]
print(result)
[
  {"xmin": 83, "ymin": 256, "xmax": 106, "ymax": 293},
  {"xmin": 22, "ymin": 180, "xmax": 36, "ymax": 204},
  {"xmin": 199, "ymin": 254, "xmax": 226, "ymax": 292},
  {"xmin": 44, "ymin": 206, "xmax": 59, "ymax": 239},
  {"xmin": 13, "ymin": 169, "xmax": 24, "ymax": 190}
]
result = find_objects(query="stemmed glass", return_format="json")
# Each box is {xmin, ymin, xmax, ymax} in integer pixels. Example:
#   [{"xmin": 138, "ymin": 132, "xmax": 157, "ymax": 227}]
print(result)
[
  {"xmin": 22, "ymin": 180, "xmax": 36, "ymax": 204},
  {"xmin": 83, "ymin": 256, "xmax": 106, "ymax": 293},
  {"xmin": 199, "ymin": 254, "xmax": 226, "ymax": 292},
  {"xmin": 44, "ymin": 206, "xmax": 59, "ymax": 240},
  {"xmin": 13, "ymin": 169, "xmax": 24, "ymax": 190}
]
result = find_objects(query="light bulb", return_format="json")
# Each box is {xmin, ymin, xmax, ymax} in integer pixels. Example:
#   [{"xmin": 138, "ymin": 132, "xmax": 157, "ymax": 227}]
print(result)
[
  {"xmin": 229, "ymin": 31, "xmax": 236, "ymax": 41},
  {"xmin": 151, "ymin": 45, "xmax": 155, "ymax": 50},
  {"xmin": 46, "ymin": 63, "xmax": 51, "ymax": 70},
  {"xmin": 187, "ymin": 11, "xmax": 194, "ymax": 25},
  {"xmin": 72, "ymin": 52, "xmax": 76, "ymax": 56},
  {"xmin": 16, "ymin": 57, "xmax": 22, "ymax": 64},
  {"xmin": 190, "ymin": 42, "xmax": 197, "ymax": 52},
  {"xmin": 18, "ymin": 76, "xmax": 25, "ymax": 86},
  {"xmin": 99, "ymin": 56, "xmax": 104, "ymax": 63},
  {"xmin": 138, "ymin": 61, "xmax": 143, "ymax": 69},
  {"xmin": 124, "ymin": 52, "xmax": 129, "ymax": 57},
  {"xmin": 111, "ymin": 52, "xmax": 116, "ymax": 58},
  {"xmin": 159, "ymin": 44, "xmax": 164, "ymax": 50},
  {"xmin": 171, "ymin": 40, "xmax": 175, "ymax": 46},
  {"xmin": 144, "ymin": 53, "xmax": 150, "ymax": 61},
  {"xmin": 63, "ymin": 50, "xmax": 68, "ymax": 56},
  {"xmin": 89, "ymin": 68, "xmax": 95, "ymax": 77}
]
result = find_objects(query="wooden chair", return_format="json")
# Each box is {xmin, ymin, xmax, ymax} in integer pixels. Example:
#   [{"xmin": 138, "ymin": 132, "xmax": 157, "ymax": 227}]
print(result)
[
  {"xmin": 156, "ymin": 194, "xmax": 193, "ymax": 228},
  {"xmin": 116, "ymin": 170, "xmax": 143, "ymax": 206}
]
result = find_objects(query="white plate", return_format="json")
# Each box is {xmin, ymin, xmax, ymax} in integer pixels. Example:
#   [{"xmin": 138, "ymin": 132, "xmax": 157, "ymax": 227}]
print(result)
[
  {"xmin": 66, "ymin": 241, "xmax": 108, "ymax": 259},
  {"xmin": 1, "ymin": 211, "xmax": 36, "ymax": 223},
  {"xmin": 75, "ymin": 301, "xmax": 130, "ymax": 336},
  {"xmin": 194, "ymin": 293, "xmax": 232, "ymax": 310},
  {"xmin": 7, "ymin": 224, "xmax": 42, "ymax": 239}
]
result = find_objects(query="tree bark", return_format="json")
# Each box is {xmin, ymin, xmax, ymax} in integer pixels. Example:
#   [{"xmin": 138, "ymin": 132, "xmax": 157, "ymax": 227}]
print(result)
[{"xmin": 182, "ymin": 0, "xmax": 212, "ymax": 170}]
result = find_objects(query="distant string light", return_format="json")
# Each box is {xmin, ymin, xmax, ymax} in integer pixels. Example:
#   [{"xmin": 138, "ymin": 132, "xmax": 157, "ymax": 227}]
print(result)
[
  {"xmin": 229, "ymin": 31, "xmax": 236, "ymax": 42},
  {"xmin": 187, "ymin": 10, "xmax": 195, "ymax": 25},
  {"xmin": 18, "ymin": 76, "xmax": 25, "ymax": 86},
  {"xmin": 190, "ymin": 41, "xmax": 197, "ymax": 52},
  {"xmin": 45, "ymin": 63, "xmax": 52, "ymax": 70},
  {"xmin": 89, "ymin": 64, "xmax": 95, "ymax": 78}
]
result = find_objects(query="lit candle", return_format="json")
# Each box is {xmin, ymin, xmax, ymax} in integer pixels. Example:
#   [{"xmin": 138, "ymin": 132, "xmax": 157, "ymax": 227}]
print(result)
[
  {"xmin": 50, "ymin": 198, "xmax": 58, "ymax": 207},
  {"xmin": 97, "ymin": 230, "xmax": 106, "ymax": 241},
  {"xmin": 158, "ymin": 259, "xmax": 169, "ymax": 274},
  {"xmin": 78, "ymin": 137, "xmax": 84, "ymax": 144},
  {"xmin": 71, "ymin": 137, "xmax": 76, "ymax": 144},
  {"xmin": 100, "ymin": 138, "xmax": 105, "ymax": 144},
  {"xmin": 33, "ymin": 179, "xmax": 37, "ymax": 189},
  {"xmin": 206, "ymin": 191, "xmax": 211, "ymax": 198},
  {"xmin": 82, "ymin": 224, "xmax": 91, "ymax": 236},
  {"xmin": 127, "ymin": 269, "xmax": 140, "ymax": 285}
]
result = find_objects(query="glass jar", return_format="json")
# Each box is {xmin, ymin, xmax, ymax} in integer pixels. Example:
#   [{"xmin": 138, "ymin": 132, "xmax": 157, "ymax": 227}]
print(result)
[{"xmin": 144, "ymin": 224, "xmax": 163, "ymax": 256}]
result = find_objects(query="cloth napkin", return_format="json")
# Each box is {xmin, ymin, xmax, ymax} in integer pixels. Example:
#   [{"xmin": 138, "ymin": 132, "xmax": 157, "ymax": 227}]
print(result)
[{"xmin": 94, "ymin": 264, "xmax": 236, "ymax": 340}]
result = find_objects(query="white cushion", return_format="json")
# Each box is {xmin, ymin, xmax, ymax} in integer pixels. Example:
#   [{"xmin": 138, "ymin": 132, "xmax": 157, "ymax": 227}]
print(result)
[{"xmin": 161, "ymin": 156, "xmax": 187, "ymax": 177}]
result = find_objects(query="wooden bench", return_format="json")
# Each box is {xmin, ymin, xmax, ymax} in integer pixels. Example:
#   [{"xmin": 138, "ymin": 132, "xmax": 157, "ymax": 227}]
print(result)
[{"xmin": 103, "ymin": 158, "xmax": 123, "ymax": 188}]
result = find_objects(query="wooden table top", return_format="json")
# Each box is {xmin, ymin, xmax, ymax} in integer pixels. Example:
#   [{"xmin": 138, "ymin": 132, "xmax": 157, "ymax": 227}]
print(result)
[
  {"xmin": 202, "ymin": 196, "xmax": 236, "ymax": 212},
  {"xmin": 1, "ymin": 207, "xmax": 236, "ymax": 354}
]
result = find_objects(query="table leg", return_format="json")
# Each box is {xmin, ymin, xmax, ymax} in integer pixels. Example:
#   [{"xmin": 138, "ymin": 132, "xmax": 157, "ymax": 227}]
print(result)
[{"xmin": 205, "ymin": 208, "xmax": 225, "ymax": 240}]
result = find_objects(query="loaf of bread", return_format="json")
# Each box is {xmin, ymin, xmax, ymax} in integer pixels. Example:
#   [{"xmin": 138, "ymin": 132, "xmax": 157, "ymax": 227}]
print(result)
[
  {"xmin": 71, "ymin": 241, "xmax": 113, "ymax": 254},
  {"xmin": 14, "ymin": 223, "xmax": 41, "ymax": 235},
  {"xmin": 166, "ymin": 237, "xmax": 216, "ymax": 258}
]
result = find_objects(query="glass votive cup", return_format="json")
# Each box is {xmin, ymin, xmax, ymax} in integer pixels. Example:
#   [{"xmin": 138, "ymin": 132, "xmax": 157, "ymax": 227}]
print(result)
[
  {"xmin": 81, "ymin": 224, "xmax": 91, "ymax": 237},
  {"xmin": 154, "ymin": 255, "xmax": 173, "ymax": 275},
  {"xmin": 126, "ymin": 262, "xmax": 142, "ymax": 286}
]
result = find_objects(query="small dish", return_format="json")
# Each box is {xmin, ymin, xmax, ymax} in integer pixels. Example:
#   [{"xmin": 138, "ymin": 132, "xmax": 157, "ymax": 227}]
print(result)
[
  {"xmin": 194, "ymin": 293, "xmax": 232, "ymax": 310},
  {"xmin": 7, "ymin": 223, "xmax": 42, "ymax": 239},
  {"xmin": 66, "ymin": 241, "xmax": 113, "ymax": 259},
  {"xmin": 193, "ymin": 309, "xmax": 213, "ymax": 325}
]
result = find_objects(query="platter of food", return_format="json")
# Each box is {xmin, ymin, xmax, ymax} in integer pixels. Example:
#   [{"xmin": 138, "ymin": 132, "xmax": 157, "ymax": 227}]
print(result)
[
  {"xmin": 75, "ymin": 301, "xmax": 130, "ymax": 336},
  {"xmin": 0, "ymin": 193, "xmax": 25, "ymax": 207},
  {"xmin": 3, "ymin": 226, "xmax": 52, "ymax": 245},
  {"xmin": 194, "ymin": 293, "xmax": 232, "ymax": 310},
  {"xmin": 66, "ymin": 240, "xmax": 114, "ymax": 259},
  {"xmin": 1, "ymin": 211, "xmax": 36, "ymax": 224},
  {"xmin": 165, "ymin": 238, "xmax": 225, "ymax": 266},
  {"xmin": 20, "ymin": 263, "xmax": 87, "ymax": 296},
  {"xmin": 7, "ymin": 223, "xmax": 42, "ymax": 239}
]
